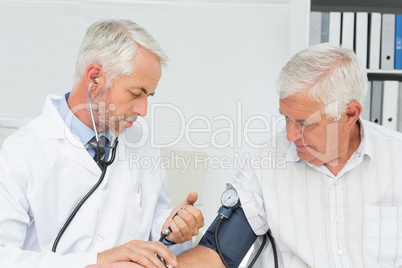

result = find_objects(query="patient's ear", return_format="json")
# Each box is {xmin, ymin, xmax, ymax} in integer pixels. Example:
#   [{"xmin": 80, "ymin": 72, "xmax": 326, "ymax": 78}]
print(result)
[{"xmin": 344, "ymin": 101, "xmax": 362, "ymax": 133}]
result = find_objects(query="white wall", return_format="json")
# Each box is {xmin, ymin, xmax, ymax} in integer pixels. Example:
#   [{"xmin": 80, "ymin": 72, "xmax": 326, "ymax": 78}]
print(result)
[{"xmin": 0, "ymin": 0, "xmax": 309, "ymax": 261}]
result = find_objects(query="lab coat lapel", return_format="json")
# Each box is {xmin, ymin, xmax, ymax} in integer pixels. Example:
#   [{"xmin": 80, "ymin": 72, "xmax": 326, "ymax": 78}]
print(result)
[
  {"xmin": 64, "ymin": 139, "xmax": 101, "ymax": 175},
  {"xmin": 44, "ymin": 95, "xmax": 101, "ymax": 175}
]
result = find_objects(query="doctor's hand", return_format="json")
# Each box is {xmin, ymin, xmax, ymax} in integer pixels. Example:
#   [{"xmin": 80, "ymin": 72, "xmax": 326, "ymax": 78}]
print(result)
[
  {"xmin": 161, "ymin": 192, "xmax": 204, "ymax": 244},
  {"xmin": 86, "ymin": 262, "xmax": 143, "ymax": 268},
  {"xmin": 91, "ymin": 240, "xmax": 178, "ymax": 268}
]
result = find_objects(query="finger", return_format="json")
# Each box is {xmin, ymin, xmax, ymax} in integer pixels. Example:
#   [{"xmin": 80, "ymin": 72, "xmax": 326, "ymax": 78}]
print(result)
[
  {"xmin": 130, "ymin": 250, "xmax": 165, "ymax": 268},
  {"xmin": 175, "ymin": 213, "xmax": 196, "ymax": 241},
  {"xmin": 149, "ymin": 252, "xmax": 170, "ymax": 268},
  {"xmin": 152, "ymin": 242, "xmax": 178, "ymax": 267},
  {"xmin": 169, "ymin": 211, "xmax": 197, "ymax": 242},
  {"xmin": 183, "ymin": 205, "xmax": 204, "ymax": 228},
  {"xmin": 184, "ymin": 191, "xmax": 198, "ymax": 206},
  {"xmin": 167, "ymin": 218, "xmax": 185, "ymax": 243},
  {"xmin": 161, "ymin": 192, "xmax": 199, "ymax": 235},
  {"xmin": 166, "ymin": 207, "xmax": 204, "ymax": 243},
  {"xmin": 137, "ymin": 255, "xmax": 163, "ymax": 268},
  {"xmin": 86, "ymin": 263, "xmax": 143, "ymax": 268},
  {"xmin": 127, "ymin": 242, "xmax": 169, "ymax": 268},
  {"xmin": 177, "ymin": 208, "xmax": 198, "ymax": 237}
]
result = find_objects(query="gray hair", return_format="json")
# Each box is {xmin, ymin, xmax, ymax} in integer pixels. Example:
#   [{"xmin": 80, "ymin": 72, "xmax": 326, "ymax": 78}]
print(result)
[
  {"xmin": 276, "ymin": 43, "xmax": 367, "ymax": 119},
  {"xmin": 73, "ymin": 19, "xmax": 169, "ymax": 89}
]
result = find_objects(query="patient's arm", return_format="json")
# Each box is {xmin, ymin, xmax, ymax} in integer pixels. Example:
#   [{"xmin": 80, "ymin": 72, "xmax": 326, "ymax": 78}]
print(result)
[
  {"xmin": 177, "ymin": 245, "xmax": 225, "ymax": 268},
  {"xmin": 176, "ymin": 207, "xmax": 258, "ymax": 268}
]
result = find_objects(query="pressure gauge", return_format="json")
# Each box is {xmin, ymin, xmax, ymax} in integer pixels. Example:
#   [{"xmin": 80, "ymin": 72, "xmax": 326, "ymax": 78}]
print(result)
[
  {"xmin": 221, "ymin": 188, "xmax": 239, "ymax": 208},
  {"xmin": 218, "ymin": 187, "xmax": 240, "ymax": 218}
]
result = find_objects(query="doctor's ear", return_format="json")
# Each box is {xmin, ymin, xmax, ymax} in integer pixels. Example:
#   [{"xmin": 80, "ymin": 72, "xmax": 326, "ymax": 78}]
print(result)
[{"xmin": 86, "ymin": 64, "xmax": 105, "ymax": 90}]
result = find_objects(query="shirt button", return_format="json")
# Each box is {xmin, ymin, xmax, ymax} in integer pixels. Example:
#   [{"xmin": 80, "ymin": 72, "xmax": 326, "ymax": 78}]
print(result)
[
  {"xmin": 334, "ymin": 215, "xmax": 339, "ymax": 221},
  {"xmin": 337, "ymin": 249, "xmax": 343, "ymax": 255},
  {"xmin": 334, "ymin": 181, "xmax": 338, "ymax": 185},
  {"xmin": 103, "ymin": 183, "xmax": 109, "ymax": 191},
  {"xmin": 97, "ymin": 234, "xmax": 105, "ymax": 241}
]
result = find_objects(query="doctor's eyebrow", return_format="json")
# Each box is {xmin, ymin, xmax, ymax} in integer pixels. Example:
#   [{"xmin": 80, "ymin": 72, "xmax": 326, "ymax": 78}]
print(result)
[
  {"xmin": 141, "ymin": 87, "xmax": 155, "ymax": 97},
  {"xmin": 131, "ymin": 87, "xmax": 155, "ymax": 97},
  {"xmin": 141, "ymin": 87, "xmax": 155, "ymax": 96}
]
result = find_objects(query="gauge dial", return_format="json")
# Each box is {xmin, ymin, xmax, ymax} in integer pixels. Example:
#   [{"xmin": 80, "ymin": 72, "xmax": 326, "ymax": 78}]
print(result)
[{"xmin": 220, "ymin": 188, "xmax": 239, "ymax": 207}]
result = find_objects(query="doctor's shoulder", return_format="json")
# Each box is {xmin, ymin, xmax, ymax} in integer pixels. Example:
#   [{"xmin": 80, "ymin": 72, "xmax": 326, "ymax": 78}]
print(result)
[
  {"xmin": 1, "ymin": 116, "xmax": 43, "ymax": 152},
  {"xmin": 0, "ymin": 115, "xmax": 47, "ymax": 180}
]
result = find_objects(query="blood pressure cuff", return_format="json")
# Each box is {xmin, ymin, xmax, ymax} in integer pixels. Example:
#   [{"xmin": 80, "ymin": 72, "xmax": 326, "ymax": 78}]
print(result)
[{"xmin": 198, "ymin": 207, "xmax": 257, "ymax": 268}]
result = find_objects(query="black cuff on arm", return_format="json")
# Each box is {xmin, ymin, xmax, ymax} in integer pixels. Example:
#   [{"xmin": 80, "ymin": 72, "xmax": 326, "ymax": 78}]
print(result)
[{"xmin": 198, "ymin": 207, "xmax": 257, "ymax": 268}]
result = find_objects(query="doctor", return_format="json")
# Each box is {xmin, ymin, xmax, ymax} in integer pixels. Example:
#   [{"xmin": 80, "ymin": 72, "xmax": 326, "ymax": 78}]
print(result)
[{"xmin": 0, "ymin": 19, "xmax": 203, "ymax": 268}]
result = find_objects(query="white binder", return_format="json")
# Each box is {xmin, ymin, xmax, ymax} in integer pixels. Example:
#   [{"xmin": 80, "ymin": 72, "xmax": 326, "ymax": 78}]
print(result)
[
  {"xmin": 361, "ymin": 82, "xmax": 371, "ymax": 121},
  {"xmin": 355, "ymin": 12, "xmax": 368, "ymax": 68},
  {"xmin": 398, "ymin": 83, "xmax": 402, "ymax": 132},
  {"xmin": 310, "ymin": 11, "xmax": 322, "ymax": 46},
  {"xmin": 321, "ymin": 12, "xmax": 330, "ymax": 43},
  {"xmin": 369, "ymin": 12, "xmax": 381, "ymax": 69},
  {"xmin": 370, "ymin": 81, "xmax": 383, "ymax": 125},
  {"xmin": 380, "ymin": 14, "xmax": 396, "ymax": 70},
  {"xmin": 328, "ymin": 12, "xmax": 341, "ymax": 46},
  {"xmin": 341, "ymin": 12, "xmax": 355, "ymax": 50},
  {"xmin": 382, "ymin": 81, "xmax": 399, "ymax": 130}
]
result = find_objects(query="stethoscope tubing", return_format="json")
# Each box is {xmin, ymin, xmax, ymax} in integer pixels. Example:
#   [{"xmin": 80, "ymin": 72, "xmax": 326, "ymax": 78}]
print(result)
[
  {"xmin": 52, "ymin": 79, "xmax": 118, "ymax": 252},
  {"xmin": 52, "ymin": 139, "xmax": 118, "ymax": 253}
]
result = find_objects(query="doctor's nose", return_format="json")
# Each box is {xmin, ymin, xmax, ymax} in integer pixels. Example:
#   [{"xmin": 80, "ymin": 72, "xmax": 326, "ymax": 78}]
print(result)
[
  {"xmin": 286, "ymin": 120, "xmax": 302, "ymax": 142},
  {"xmin": 132, "ymin": 97, "xmax": 148, "ymax": 117}
]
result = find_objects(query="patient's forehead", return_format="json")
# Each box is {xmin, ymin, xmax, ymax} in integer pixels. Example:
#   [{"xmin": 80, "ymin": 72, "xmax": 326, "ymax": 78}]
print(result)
[{"xmin": 279, "ymin": 95, "xmax": 324, "ymax": 121}]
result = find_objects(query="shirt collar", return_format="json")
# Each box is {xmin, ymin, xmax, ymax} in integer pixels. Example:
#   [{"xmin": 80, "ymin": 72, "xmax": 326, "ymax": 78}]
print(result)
[
  {"xmin": 57, "ymin": 92, "xmax": 112, "ymax": 145},
  {"xmin": 356, "ymin": 118, "xmax": 373, "ymax": 161},
  {"xmin": 285, "ymin": 118, "xmax": 372, "ymax": 163}
]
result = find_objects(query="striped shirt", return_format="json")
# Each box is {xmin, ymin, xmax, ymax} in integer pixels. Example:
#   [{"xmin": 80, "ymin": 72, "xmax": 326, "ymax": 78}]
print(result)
[{"xmin": 233, "ymin": 119, "xmax": 402, "ymax": 267}]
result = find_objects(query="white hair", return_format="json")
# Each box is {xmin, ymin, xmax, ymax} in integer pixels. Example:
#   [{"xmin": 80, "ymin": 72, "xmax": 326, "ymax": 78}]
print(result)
[
  {"xmin": 73, "ymin": 19, "xmax": 168, "ymax": 89},
  {"xmin": 276, "ymin": 43, "xmax": 368, "ymax": 119}
]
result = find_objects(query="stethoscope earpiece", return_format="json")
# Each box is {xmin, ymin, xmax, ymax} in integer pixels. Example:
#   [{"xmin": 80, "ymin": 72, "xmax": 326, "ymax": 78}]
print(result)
[{"xmin": 88, "ymin": 78, "xmax": 100, "ymax": 142}]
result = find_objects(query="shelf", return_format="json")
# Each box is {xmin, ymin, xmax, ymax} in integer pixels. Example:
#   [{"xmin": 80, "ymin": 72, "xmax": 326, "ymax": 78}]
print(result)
[
  {"xmin": 311, "ymin": 0, "xmax": 402, "ymax": 14},
  {"xmin": 367, "ymin": 70, "xmax": 402, "ymax": 81}
]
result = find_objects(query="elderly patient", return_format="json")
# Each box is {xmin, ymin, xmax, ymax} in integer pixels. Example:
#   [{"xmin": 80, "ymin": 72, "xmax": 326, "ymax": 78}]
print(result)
[{"xmin": 175, "ymin": 43, "xmax": 402, "ymax": 268}]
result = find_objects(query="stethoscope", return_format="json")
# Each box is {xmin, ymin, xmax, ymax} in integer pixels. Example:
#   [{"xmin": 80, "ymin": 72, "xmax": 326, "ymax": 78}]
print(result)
[{"xmin": 52, "ymin": 78, "xmax": 119, "ymax": 252}]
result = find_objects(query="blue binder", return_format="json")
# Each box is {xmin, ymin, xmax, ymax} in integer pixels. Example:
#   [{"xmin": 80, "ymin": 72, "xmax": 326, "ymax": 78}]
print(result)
[{"xmin": 395, "ymin": 14, "xmax": 402, "ymax": 69}]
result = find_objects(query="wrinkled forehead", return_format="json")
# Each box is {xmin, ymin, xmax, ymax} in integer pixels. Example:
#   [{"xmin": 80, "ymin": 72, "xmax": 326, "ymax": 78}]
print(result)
[{"xmin": 279, "ymin": 94, "xmax": 326, "ymax": 120}]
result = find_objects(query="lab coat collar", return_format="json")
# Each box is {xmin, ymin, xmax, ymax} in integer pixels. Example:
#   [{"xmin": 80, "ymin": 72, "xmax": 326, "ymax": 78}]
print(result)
[
  {"xmin": 57, "ymin": 92, "xmax": 95, "ymax": 146},
  {"xmin": 44, "ymin": 95, "xmax": 69, "ymax": 139},
  {"xmin": 43, "ymin": 95, "xmax": 102, "ymax": 175}
]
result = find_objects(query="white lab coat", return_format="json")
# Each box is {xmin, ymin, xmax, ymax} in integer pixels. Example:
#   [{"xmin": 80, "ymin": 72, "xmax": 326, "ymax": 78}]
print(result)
[{"xmin": 0, "ymin": 95, "xmax": 188, "ymax": 267}]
